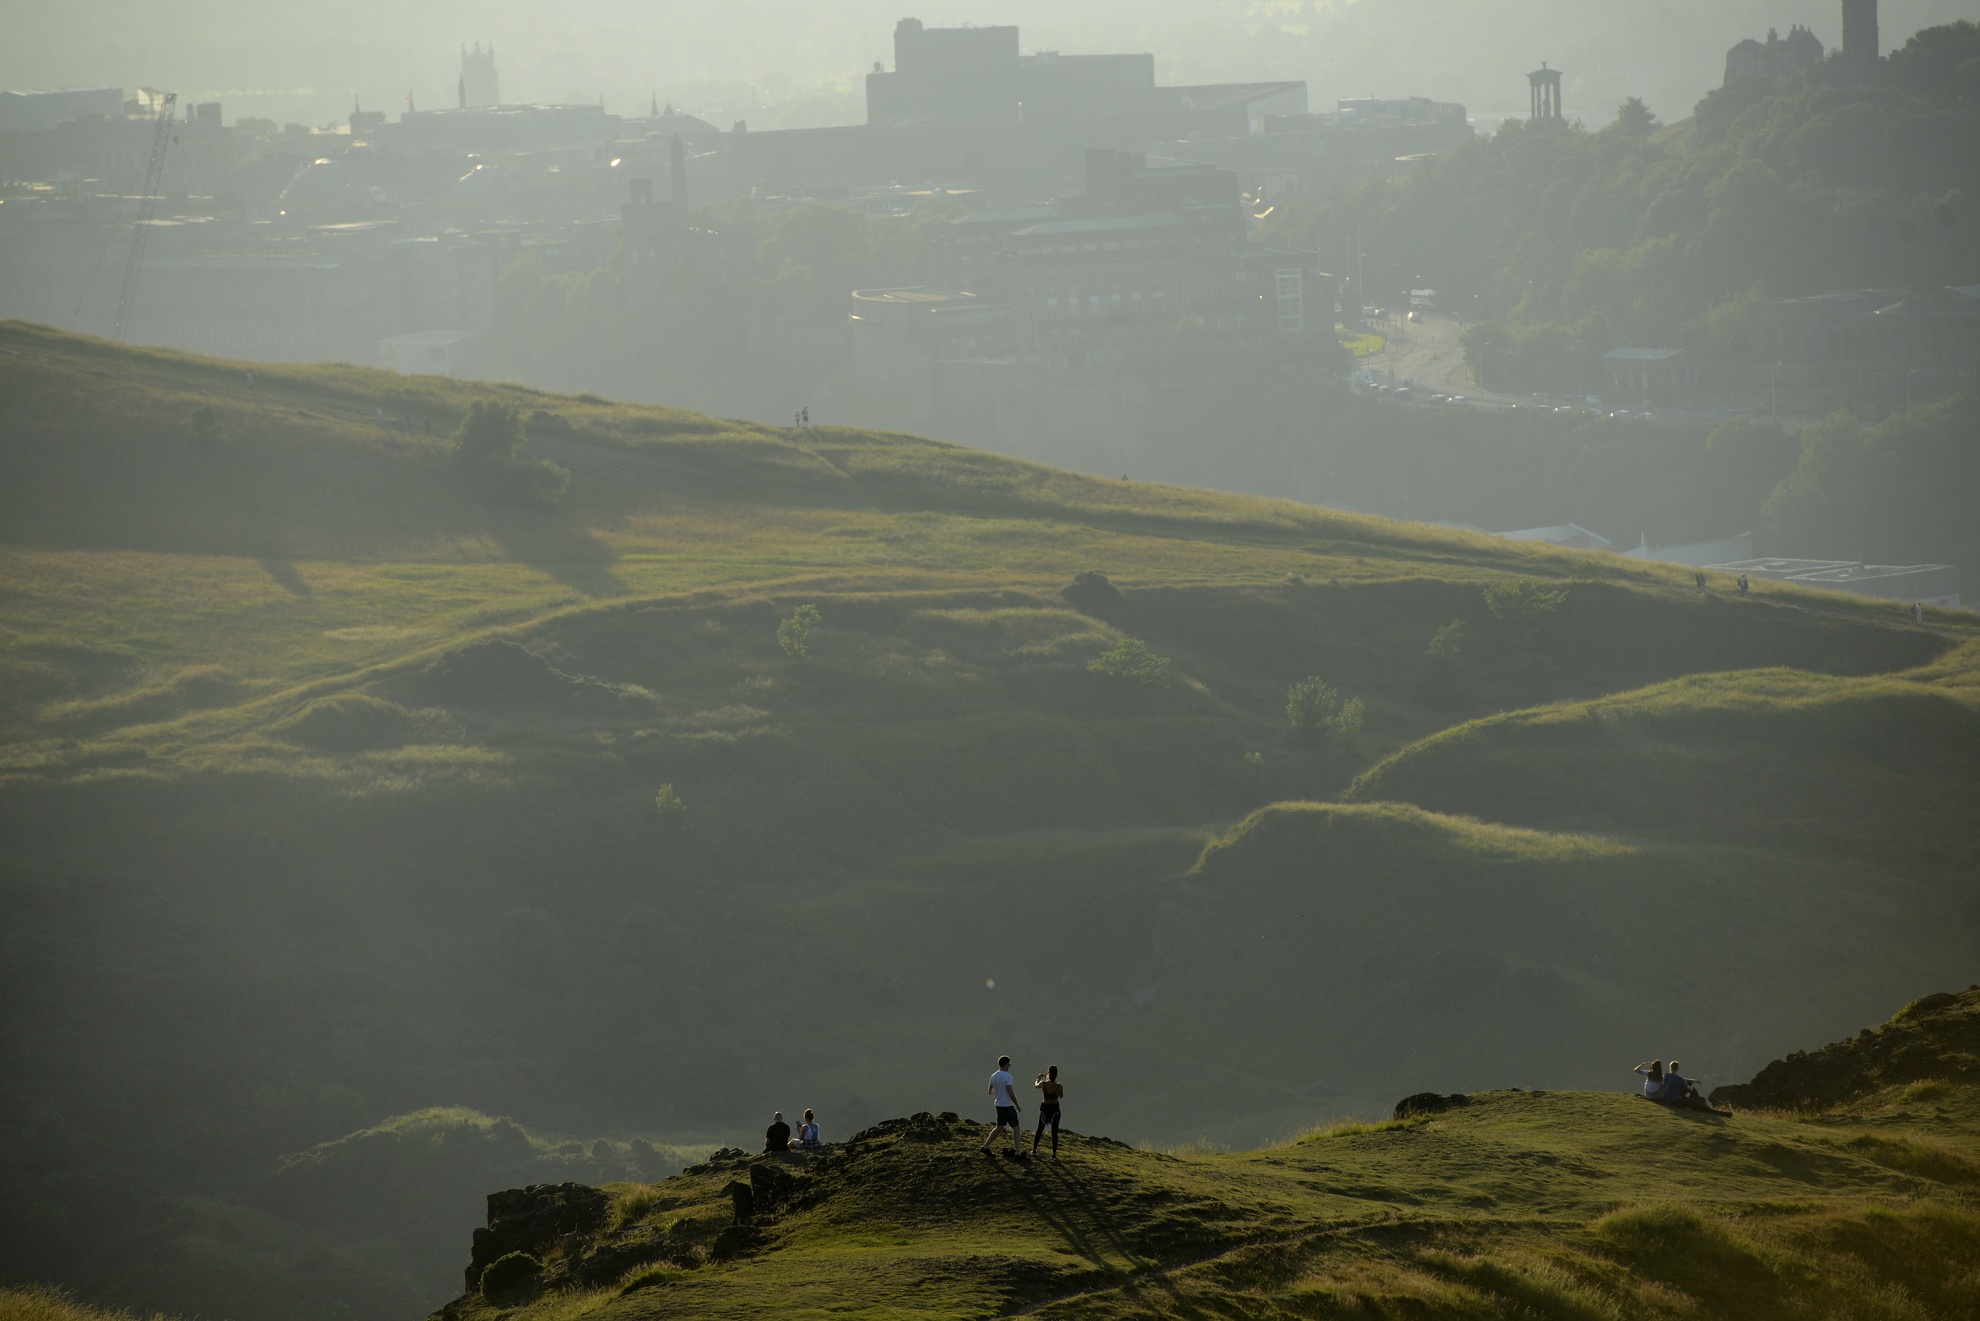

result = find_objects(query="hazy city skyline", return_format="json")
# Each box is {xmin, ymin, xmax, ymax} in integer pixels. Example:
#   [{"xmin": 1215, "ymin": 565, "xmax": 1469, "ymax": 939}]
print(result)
[{"xmin": 13, "ymin": 0, "xmax": 1980, "ymax": 131}]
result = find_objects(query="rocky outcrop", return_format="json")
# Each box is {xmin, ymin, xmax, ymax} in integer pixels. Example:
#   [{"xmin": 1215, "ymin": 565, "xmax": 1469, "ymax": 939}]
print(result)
[
  {"xmin": 465, "ymin": 1183, "xmax": 609, "ymax": 1291},
  {"xmin": 1393, "ymin": 1092, "xmax": 1470, "ymax": 1119},
  {"xmin": 1712, "ymin": 987, "xmax": 1980, "ymax": 1111}
]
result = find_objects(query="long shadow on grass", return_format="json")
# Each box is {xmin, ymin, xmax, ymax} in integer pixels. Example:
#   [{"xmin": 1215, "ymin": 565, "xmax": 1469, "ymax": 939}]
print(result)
[
  {"xmin": 257, "ymin": 557, "xmax": 312, "ymax": 596},
  {"xmin": 982, "ymin": 1151, "xmax": 1223, "ymax": 1318},
  {"xmin": 481, "ymin": 510, "xmax": 629, "ymax": 598}
]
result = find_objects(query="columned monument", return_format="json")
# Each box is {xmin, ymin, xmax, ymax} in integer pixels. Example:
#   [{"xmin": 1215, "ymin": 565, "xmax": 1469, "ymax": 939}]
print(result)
[{"xmin": 1528, "ymin": 62, "xmax": 1563, "ymax": 121}]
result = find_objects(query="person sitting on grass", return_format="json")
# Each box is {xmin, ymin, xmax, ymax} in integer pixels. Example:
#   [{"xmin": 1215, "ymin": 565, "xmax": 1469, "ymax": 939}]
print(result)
[
  {"xmin": 790, "ymin": 1108, "xmax": 821, "ymax": 1151},
  {"xmin": 1633, "ymin": 1059, "xmax": 1669, "ymax": 1101},
  {"xmin": 764, "ymin": 1111, "xmax": 791, "ymax": 1153},
  {"xmin": 1664, "ymin": 1061, "xmax": 1729, "ymax": 1112}
]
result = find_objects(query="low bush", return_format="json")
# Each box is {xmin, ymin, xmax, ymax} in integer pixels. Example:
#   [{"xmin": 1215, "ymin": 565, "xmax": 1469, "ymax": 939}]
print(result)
[
  {"xmin": 1287, "ymin": 676, "xmax": 1363, "ymax": 740},
  {"xmin": 1484, "ymin": 579, "xmax": 1568, "ymax": 624},
  {"xmin": 778, "ymin": 604, "xmax": 821, "ymax": 658},
  {"xmin": 1087, "ymin": 637, "xmax": 1170, "ymax": 689},
  {"xmin": 480, "ymin": 1250, "xmax": 543, "ymax": 1297}
]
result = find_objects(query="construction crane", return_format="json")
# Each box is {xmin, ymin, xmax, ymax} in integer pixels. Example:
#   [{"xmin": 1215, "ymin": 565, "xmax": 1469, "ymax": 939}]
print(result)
[{"xmin": 110, "ymin": 90, "xmax": 176, "ymax": 342}]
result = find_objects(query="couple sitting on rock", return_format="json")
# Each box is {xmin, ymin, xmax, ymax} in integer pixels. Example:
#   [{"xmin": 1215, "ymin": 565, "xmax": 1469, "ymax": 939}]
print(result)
[
  {"xmin": 1635, "ymin": 1059, "xmax": 1730, "ymax": 1114},
  {"xmin": 762, "ymin": 1108, "xmax": 822, "ymax": 1153}
]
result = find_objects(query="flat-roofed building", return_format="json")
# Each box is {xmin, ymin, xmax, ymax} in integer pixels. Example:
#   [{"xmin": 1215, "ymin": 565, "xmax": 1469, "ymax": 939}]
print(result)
[
  {"xmin": 1712, "ymin": 557, "xmax": 1960, "ymax": 607},
  {"xmin": 380, "ymin": 328, "xmax": 484, "ymax": 377},
  {"xmin": 1751, "ymin": 284, "xmax": 1980, "ymax": 408},
  {"xmin": 0, "ymin": 86, "xmax": 124, "ymax": 133},
  {"xmin": 1602, "ymin": 346, "xmax": 1695, "ymax": 403}
]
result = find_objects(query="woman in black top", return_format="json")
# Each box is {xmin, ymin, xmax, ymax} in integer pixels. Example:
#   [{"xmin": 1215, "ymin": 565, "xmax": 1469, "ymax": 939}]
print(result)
[{"xmin": 1032, "ymin": 1065, "xmax": 1064, "ymax": 1159}]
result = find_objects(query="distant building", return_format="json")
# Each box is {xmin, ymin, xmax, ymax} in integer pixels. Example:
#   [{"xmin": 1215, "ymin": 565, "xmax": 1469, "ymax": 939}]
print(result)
[
  {"xmin": 848, "ymin": 147, "xmax": 1321, "ymax": 450},
  {"xmin": 732, "ymin": 18, "xmax": 1304, "ymax": 204},
  {"xmin": 1751, "ymin": 284, "xmax": 1980, "ymax": 408},
  {"xmin": 1724, "ymin": 26, "xmax": 1824, "ymax": 86},
  {"xmin": 460, "ymin": 44, "xmax": 500, "ymax": 109},
  {"xmin": 1495, "ymin": 523, "xmax": 1612, "ymax": 551},
  {"xmin": 1620, "ymin": 532, "xmax": 1754, "ymax": 566},
  {"xmin": 1527, "ymin": 63, "xmax": 1563, "ymax": 121},
  {"xmin": 380, "ymin": 329, "xmax": 484, "ymax": 377},
  {"xmin": 1713, "ymin": 556, "xmax": 1958, "ymax": 607},
  {"xmin": 1602, "ymin": 347, "xmax": 1696, "ymax": 403},
  {"xmin": 0, "ymin": 86, "xmax": 123, "ymax": 133},
  {"xmin": 1842, "ymin": 0, "xmax": 1880, "ymax": 75}
]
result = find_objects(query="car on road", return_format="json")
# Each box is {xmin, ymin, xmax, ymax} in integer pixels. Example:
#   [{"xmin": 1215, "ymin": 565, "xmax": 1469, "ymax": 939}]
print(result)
[
  {"xmin": 1392, "ymin": 387, "xmax": 1413, "ymax": 401},
  {"xmin": 1429, "ymin": 392, "xmax": 1449, "ymax": 404},
  {"xmin": 1449, "ymin": 395, "xmax": 1470, "ymax": 406}
]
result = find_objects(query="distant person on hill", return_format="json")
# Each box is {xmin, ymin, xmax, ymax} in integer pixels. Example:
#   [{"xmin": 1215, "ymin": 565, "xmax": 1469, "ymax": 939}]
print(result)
[
  {"xmin": 1032, "ymin": 1065, "xmax": 1064, "ymax": 1159},
  {"xmin": 979, "ymin": 1055, "xmax": 1025, "ymax": 1158},
  {"xmin": 764, "ymin": 1111, "xmax": 791, "ymax": 1153},
  {"xmin": 1737, "ymin": 574, "xmax": 1750, "ymax": 596},
  {"xmin": 1662, "ymin": 1061, "xmax": 1730, "ymax": 1114},
  {"xmin": 792, "ymin": 1108, "xmax": 821, "ymax": 1151},
  {"xmin": 1913, "ymin": 602, "xmax": 1925, "ymax": 624},
  {"xmin": 1634, "ymin": 1059, "xmax": 1669, "ymax": 1100},
  {"xmin": 1694, "ymin": 571, "xmax": 1707, "ymax": 590}
]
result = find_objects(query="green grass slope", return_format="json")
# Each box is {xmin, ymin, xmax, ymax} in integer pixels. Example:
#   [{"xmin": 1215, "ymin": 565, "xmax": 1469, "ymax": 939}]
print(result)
[
  {"xmin": 434, "ymin": 993, "xmax": 1980, "ymax": 1321},
  {"xmin": 2, "ymin": 321, "xmax": 1977, "ymax": 1321}
]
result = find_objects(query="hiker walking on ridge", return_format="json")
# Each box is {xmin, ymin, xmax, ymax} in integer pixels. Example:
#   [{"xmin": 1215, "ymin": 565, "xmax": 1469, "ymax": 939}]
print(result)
[
  {"xmin": 979, "ymin": 1055, "xmax": 1025, "ymax": 1158},
  {"xmin": 1032, "ymin": 1065, "xmax": 1064, "ymax": 1159}
]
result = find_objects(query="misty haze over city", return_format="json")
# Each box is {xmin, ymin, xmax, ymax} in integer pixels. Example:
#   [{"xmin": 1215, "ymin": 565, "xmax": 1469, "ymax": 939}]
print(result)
[
  {"xmin": 10, "ymin": 0, "xmax": 1977, "ymax": 129},
  {"xmin": 4, "ymin": 3, "xmax": 1980, "ymax": 1321}
]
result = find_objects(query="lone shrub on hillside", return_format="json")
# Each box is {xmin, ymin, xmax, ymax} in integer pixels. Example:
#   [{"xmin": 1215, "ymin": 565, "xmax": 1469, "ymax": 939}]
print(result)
[
  {"xmin": 778, "ymin": 604, "xmax": 821, "ymax": 658},
  {"xmin": 653, "ymin": 783, "xmax": 684, "ymax": 816},
  {"xmin": 1484, "ymin": 580, "xmax": 1568, "ymax": 624},
  {"xmin": 451, "ymin": 399, "xmax": 570, "ymax": 508},
  {"xmin": 1088, "ymin": 637, "xmax": 1169, "ymax": 689},
  {"xmin": 480, "ymin": 1250, "xmax": 542, "ymax": 1297},
  {"xmin": 453, "ymin": 400, "xmax": 526, "ymax": 466},
  {"xmin": 1287, "ymin": 676, "xmax": 1362, "ymax": 740},
  {"xmin": 1426, "ymin": 619, "xmax": 1466, "ymax": 661}
]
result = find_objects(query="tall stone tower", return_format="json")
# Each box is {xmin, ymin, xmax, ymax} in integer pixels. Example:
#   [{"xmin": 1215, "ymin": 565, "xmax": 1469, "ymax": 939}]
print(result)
[
  {"xmin": 459, "ymin": 43, "xmax": 500, "ymax": 109},
  {"xmin": 1841, "ymin": 0, "xmax": 1879, "ymax": 74}
]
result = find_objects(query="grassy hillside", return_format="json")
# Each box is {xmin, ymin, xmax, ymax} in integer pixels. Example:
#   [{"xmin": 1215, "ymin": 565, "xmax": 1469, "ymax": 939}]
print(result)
[
  {"xmin": 2, "ymin": 320, "xmax": 1976, "ymax": 1321},
  {"xmin": 434, "ymin": 991, "xmax": 1980, "ymax": 1320}
]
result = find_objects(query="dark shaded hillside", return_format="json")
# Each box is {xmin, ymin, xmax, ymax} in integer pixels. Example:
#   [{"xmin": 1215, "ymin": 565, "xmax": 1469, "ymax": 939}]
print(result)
[{"xmin": 2, "ymin": 327, "xmax": 1976, "ymax": 1321}]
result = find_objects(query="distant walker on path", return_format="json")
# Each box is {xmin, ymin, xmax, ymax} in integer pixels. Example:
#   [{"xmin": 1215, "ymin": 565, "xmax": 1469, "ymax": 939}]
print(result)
[{"xmin": 979, "ymin": 1055, "xmax": 1025, "ymax": 1158}]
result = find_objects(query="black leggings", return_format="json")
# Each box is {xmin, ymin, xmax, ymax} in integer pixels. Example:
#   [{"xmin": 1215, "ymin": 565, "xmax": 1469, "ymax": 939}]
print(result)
[{"xmin": 1033, "ymin": 1104, "xmax": 1061, "ymax": 1152}]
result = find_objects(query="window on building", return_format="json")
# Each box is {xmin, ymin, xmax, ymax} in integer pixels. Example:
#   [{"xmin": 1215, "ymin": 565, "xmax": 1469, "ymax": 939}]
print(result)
[{"xmin": 1275, "ymin": 269, "xmax": 1304, "ymax": 333}]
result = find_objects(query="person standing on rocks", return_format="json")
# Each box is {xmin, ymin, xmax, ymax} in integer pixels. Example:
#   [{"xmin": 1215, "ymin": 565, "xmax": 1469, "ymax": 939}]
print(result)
[{"xmin": 979, "ymin": 1055, "xmax": 1024, "ymax": 1158}]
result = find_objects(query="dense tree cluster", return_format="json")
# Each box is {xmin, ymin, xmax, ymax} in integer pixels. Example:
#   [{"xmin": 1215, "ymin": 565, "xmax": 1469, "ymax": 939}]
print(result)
[{"xmin": 1264, "ymin": 22, "xmax": 1980, "ymax": 391}]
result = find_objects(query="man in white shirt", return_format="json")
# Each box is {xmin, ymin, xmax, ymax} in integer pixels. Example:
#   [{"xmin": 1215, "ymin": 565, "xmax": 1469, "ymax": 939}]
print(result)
[{"xmin": 979, "ymin": 1054, "xmax": 1025, "ymax": 1157}]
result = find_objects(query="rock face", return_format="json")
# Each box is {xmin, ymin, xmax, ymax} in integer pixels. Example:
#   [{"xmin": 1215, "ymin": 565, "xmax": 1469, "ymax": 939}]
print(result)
[
  {"xmin": 1711, "ymin": 987, "xmax": 1980, "ymax": 1111},
  {"xmin": 465, "ymin": 1183, "xmax": 610, "ymax": 1291},
  {"xmin": 1393, "ymin": 1092, "xmax": 1470, "ymax": 1119}
]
